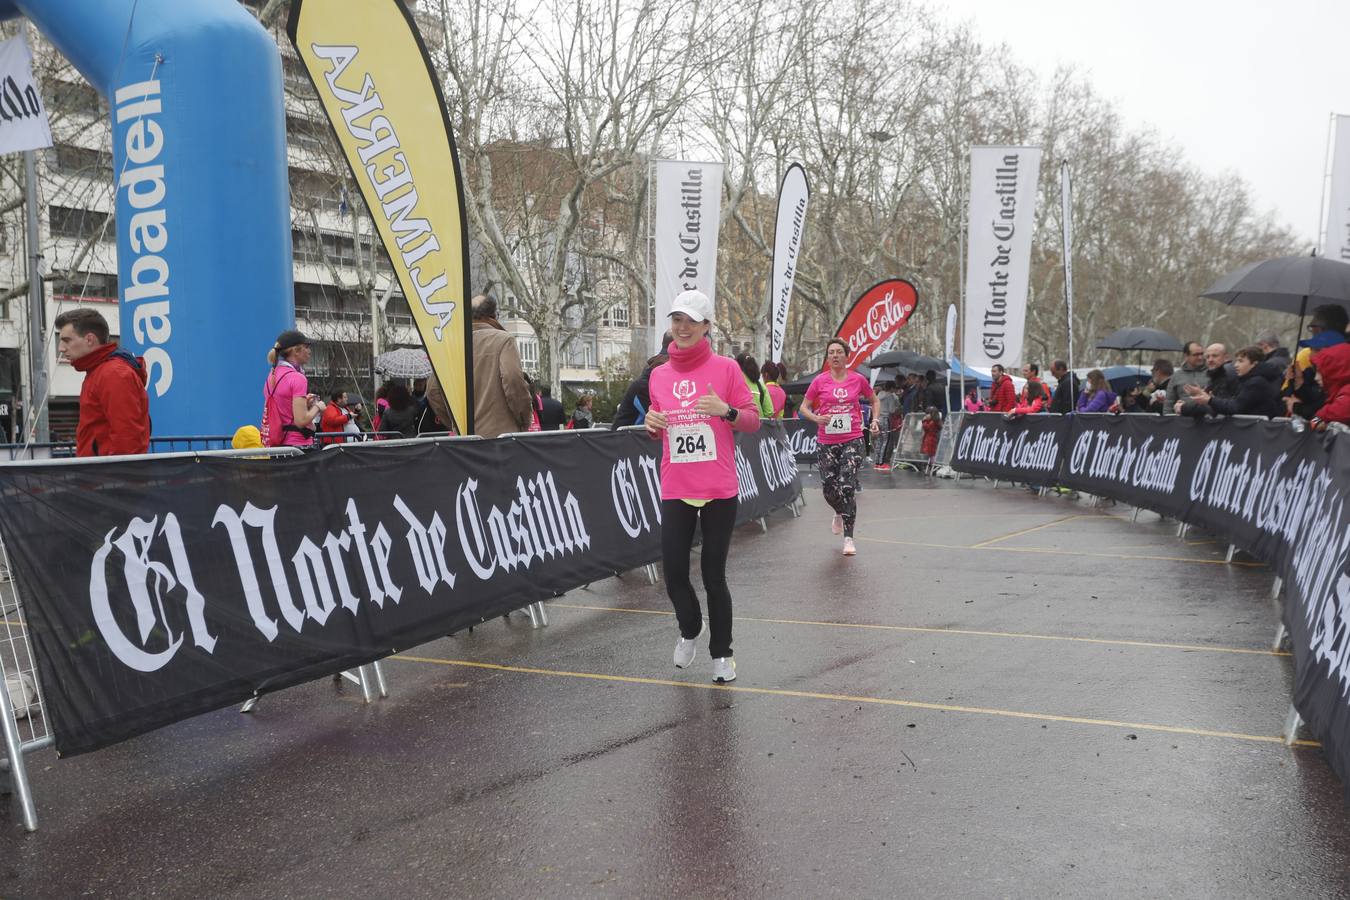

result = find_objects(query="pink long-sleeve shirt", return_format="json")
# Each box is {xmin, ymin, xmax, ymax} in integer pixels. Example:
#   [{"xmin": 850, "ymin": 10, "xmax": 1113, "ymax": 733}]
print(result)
[{"xmin": 649, "ymin": 339, "xmax": 761, "ymax": 500}]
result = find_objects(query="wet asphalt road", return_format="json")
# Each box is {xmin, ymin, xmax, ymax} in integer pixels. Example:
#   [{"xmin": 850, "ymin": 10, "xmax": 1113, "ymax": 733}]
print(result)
[{"xmin": 3, "ymin": 470, "xmax": 1350, "ymax": 898}]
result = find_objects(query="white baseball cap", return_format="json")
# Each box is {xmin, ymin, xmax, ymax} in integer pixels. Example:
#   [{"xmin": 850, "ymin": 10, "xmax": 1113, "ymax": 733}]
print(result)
[{"xmin": 669, "ymin": 289, "xmax": 714, "ymax": 324}]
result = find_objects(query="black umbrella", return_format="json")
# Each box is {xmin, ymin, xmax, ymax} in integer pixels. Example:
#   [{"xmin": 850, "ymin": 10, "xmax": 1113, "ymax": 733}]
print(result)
[
  {"xmin": 1094, "ymin": 326, "xmax": 1183, "ymax": 352},
  {"xmin": 867, "ymin": 349, "xmax": 949, "ymax": 372},
  {"xmin": 1200, "ymin": 255, "xmax": 1350, "ymax": 332}
]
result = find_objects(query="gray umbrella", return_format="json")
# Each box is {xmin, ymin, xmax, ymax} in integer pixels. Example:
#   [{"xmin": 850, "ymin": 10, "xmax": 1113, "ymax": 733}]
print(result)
[
  {"xmin": 1200, "ymin": 255, "xmax": 1350, "ymax": 328},
  {"xmin": 373, "ymin": 347, "xmax": 432, "ymax": 378},
  {"xmin": 1095, "ymin": 326, "xmax": 1183, "ymax": 352}
]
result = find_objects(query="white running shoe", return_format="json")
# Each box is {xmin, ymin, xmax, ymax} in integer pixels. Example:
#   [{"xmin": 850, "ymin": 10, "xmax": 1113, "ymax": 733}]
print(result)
[
  {"xmin": 842, "ymin": 537, "xmax": 857, "ymax": 556},
  {"xmin": 831, "ymin": 514, "xmax": 844, "ymax": 535},
  {"xmin": 711, "ymin": 657, "xmax": 737, "ymax": 683},
  {"xmin": 674, "ymin": 619, "xmax": 705, "ymax": 669}
]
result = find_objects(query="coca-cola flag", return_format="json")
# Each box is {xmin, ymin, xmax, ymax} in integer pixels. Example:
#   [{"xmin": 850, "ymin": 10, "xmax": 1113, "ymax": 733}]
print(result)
[{"xmin": 833, "ymin": 279, "xmax": 919, "ymax": 370}]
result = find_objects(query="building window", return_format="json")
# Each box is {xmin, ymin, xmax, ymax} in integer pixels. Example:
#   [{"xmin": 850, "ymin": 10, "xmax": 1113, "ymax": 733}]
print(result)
[
  {"xmin": 517, "ymin": 337, "xmax": 539, "ymax": 371},
  {"xmin": 52, "ymin": 145, "xmax": 114, "ymax": 180},
  {"xmin": 601, "ymin": 303, "xmax": 629, "ymax": 327},
  {"xmin": 51, "ymin": 271, "xmax": 118, "ymax": 301},
  {"xmin": 287, "ymin": 115, "xmax": 329, "ymax": 151},
  {"xmin": 564, "ymin": 336, "xmax": 597, "ymax": 369},
  {"xmin": 49, "ymin": 206, "xmax": 113, "ymax": 242},
  {"xmin": 49, "ymin": 80, "xmax": 101, "ymax": 116}
]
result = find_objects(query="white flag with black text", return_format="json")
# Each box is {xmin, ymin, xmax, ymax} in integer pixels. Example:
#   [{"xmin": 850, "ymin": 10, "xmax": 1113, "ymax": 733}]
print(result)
[
  {"xmin": 962, "ymin": 145, "xmax": 1042, "ymax": 369},
  {"xmin": 1325, "ymin": 115, "xmax": 1350, "ymax": 263},
  {"xmin": 652, "ymin": 159, "xmax": 723, "ymax": 354},
  {"xmin": 0, "ymin": 34, "xmax": 52, "ymax": 155}
]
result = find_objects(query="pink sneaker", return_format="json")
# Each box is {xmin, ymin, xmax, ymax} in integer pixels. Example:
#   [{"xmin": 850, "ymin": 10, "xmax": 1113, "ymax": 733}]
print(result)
[
  {"xmin": 842, "ymin": 537, "xmax": 856, "ymax": 556},
  {"xmin": 831, "ymin": 514, "xmax": 843, "ymax": 535}
]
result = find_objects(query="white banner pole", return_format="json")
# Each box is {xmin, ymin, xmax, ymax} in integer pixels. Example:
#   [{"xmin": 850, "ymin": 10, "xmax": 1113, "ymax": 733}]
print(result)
[
  {"xmin": 1323, "ymin": 114, "xmax": 1350, "ymax": 262},
  {"xmin": 944, "ymin": 303, "xmax": 957, "ymax": 416},
  {"xmin": 1060, "ymin": 161, "xmax": 1075, "ymax": 376}
]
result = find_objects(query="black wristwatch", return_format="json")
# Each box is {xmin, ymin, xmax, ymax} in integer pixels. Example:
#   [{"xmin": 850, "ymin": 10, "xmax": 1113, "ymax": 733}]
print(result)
[{"xmin": 723, "ymin": 407, "xmax": 739, "ymax": 423}]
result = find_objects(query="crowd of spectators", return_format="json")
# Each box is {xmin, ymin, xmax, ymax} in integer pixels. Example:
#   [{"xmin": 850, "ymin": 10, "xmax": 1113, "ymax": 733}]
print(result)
[
  {"xmin": 944, "ymin": 304, "xmax": 1350, "ymax": 430},
  {"xmin": 47, "ymin": 295, "xmax": 1350, "ymax": 459}
]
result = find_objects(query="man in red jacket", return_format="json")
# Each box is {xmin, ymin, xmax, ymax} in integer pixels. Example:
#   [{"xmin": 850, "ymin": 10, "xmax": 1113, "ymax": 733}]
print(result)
[
  {"xmin": 988, "ymin": 364, "xmax": 1017, "ymax": 413},
  {"xmin": 55, "ymin": 308, "xmax": 150, "ymax": 457}
]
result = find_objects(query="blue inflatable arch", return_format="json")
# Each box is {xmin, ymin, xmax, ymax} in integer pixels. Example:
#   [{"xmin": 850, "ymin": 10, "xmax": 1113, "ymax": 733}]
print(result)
[{"xmin": 0, "ymin": 0, "xmax": 292, "ymax": 439}]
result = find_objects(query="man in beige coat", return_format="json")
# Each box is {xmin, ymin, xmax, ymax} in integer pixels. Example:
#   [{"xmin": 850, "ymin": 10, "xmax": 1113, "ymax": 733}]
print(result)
[{"xmin": 427, "ymin": 294, "xmax": 533, "ymax": 438}]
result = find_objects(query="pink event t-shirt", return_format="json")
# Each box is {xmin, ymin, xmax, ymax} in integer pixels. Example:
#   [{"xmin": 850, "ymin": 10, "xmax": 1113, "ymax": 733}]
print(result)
[
  {"xmin": 804, "ymin": 369, "xmax": 874, "ymax": 445},
  {"xmin": 264, "ymin": 363, "xmax": 310, "ymax": 447},
  {"xmin": 648, "ymin": 348, "xmax": 760, "ymax": 501},
  {"xmin": 766, "ymin": 383, "xmax": 786, "ymax": 417}
]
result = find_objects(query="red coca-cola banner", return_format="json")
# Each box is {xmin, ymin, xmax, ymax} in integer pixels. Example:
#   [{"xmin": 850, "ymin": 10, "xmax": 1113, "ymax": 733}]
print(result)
[{"xmin": 832, "ymin": 279, "xmax": 919, "ymax": 369}]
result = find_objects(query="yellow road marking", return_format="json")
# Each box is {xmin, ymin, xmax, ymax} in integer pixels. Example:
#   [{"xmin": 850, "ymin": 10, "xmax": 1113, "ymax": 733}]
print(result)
[
  {"xmin": 856, "ymin": 535, "xmax": 1267, "ymax": 567},
  {"xmin": 970, "ymin": 515, "xmax": 1085, "ymax": 548},
  {"xmin": 549, "ymin": 603, "xmax": 1290, "ymax": 657},
  {"xmin": 392, "ymin": 655, "xmax": 1320, "ymax": 749}
]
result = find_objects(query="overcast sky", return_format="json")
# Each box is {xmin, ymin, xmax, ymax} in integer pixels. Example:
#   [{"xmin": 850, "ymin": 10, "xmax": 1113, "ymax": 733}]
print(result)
[{"xmin": 932, "ymin": 0, "xmax": 1347, "ymax": 246}]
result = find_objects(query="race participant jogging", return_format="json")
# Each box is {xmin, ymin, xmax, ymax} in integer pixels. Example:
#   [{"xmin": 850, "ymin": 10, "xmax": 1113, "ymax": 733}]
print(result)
[
  {"xmin": 800, "ymin": 338, "xmax": 880, "ymax": 555},
  {"xmin": 646, "ymin": 290, "xmax": 761, "ymax": 683}
]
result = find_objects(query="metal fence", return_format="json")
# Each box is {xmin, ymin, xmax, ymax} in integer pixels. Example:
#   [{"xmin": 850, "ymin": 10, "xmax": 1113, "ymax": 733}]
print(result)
[{"xmin": 0, "ymin": 431, "xmax": 409, "ymax": 461}]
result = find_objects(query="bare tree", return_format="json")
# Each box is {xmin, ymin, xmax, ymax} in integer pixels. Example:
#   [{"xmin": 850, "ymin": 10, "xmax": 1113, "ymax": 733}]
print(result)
[{"xmin": 436, "ymin": 0, "xmax": 717, "ymax": 388}]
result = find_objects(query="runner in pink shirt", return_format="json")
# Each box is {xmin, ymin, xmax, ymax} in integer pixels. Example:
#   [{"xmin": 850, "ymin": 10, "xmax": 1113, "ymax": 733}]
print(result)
[
  {"xmin": 800, "ymin": 338, "xmax": 880, "ymax": 555},
  {"xmin": 646, "ymin": 290, "xmax": 760, "ymax": 683}
]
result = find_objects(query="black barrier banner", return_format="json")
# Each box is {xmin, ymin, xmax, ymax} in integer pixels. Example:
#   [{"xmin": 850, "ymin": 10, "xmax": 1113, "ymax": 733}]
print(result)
[
  {"xmin": 0, "ymin": 426, "xmax": 799, "ymax": 756},
  {"xmin": 780, "ymin": 418, "xmax": 819, "ymax": 462},
  {"xmin": 950, "ymin": 412, "xmax": 1350, "ymax": 794},
  {"xmin": 949, "ymin": 412, "xmax": 1070, "ymax": 485}
]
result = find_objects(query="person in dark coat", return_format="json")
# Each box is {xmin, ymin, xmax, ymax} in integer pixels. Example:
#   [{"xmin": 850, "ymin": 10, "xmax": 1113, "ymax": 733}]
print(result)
[
  {"xmin": 1202, "ymin": 343, "xmax": 1239, "ymax": 400},
  {"xmin": 922, "ymin": 369, "xmax": 947, "ymax": 415},
  {"xmin": 538, "ymin": 385, "xmax": 567, "ymax": 429},
  {"xmin": 1181, "ymin": 346, "xmax": 1281, "ymax": 418},
  {"xmin": 611, "ymin": 333, "xmax": 673, "ymax": 429},
  {"xmin": 1255, "ymin": 330, "xmax": 1291, "ymax": 373},
  {"xmin": 1047, "ymin": 360, "xmax": 1079, "ymax": 415},
  {"xmin": 1177, "ymin": 343, "xmax": 1237, "ymax": 413}
]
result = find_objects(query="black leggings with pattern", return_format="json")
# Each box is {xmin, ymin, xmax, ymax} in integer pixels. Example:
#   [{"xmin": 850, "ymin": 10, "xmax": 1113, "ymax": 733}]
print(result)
[{"xmin": 818, "ymin": 438, "xmax": 864, "ymax": 537}]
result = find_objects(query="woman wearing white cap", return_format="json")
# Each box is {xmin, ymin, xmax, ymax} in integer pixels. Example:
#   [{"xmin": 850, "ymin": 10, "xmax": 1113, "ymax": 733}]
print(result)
[
  {"xmin": 645, "ymin": 290, "xmax": 761, "ymax": 683},
  {"xmin": 800, "ymin": 337, "xmax": 880, "ymax": 555}
]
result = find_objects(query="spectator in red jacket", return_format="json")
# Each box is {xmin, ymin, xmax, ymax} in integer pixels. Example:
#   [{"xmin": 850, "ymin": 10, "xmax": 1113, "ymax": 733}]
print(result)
[
  {"xmin": 319, "ymin": 390, "xmax": 353, "ymax": 444},
  {"xmin": 1311, "ymin": 341, "xmax": 1350, "ymax": 429},
  {"xmin": 988, "ymin": 364, "xmax": 1017, "ymax": 412},
  {"xmin": 55, "ymin": 308, "xmax": 150, "ymax": 457},
  {"xmin": 1010, "ymin": 379, "xmax": 1047, "ymax": 416}
]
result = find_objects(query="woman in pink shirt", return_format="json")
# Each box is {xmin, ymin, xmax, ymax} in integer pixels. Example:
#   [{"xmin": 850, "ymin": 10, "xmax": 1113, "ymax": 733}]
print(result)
[
  {"xmin": 262, "ymin": 329, "xmax": 323, "ymax": 448},
  {"xmin": 646, "ymin": 290, "xmax": 760, "ymax": 683},
  {"xmin": 800, "ymin": 338, "xmax": 880, "ymax": 555},
  {"xmin": 762, "ymin": 361, "xmax": 787, "ymax": 417}
]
